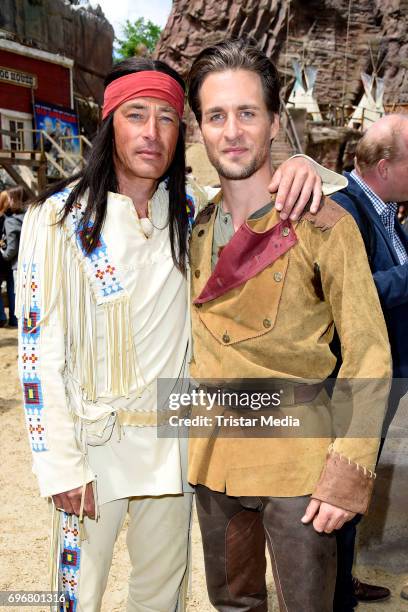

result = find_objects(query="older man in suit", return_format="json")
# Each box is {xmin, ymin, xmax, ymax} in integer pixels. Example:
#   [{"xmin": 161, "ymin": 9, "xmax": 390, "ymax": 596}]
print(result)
[{"xmin": 331, "ymin": 113, "xmax": 408, "ymax": 609}]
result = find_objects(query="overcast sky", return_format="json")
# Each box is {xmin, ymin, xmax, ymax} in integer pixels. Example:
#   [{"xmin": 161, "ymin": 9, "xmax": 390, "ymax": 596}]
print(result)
[{"xmin": 93, "ymin": 0, "xmax": 173, "ymax": 38}]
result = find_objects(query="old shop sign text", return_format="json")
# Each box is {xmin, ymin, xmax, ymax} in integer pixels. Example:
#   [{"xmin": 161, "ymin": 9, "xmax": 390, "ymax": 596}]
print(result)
[{"xmin": 0, "ymin": 66, "xmax": 37, "ymax": 88}]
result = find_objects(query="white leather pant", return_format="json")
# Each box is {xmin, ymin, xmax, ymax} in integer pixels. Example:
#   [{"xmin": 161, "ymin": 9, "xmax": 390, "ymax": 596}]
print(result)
[{"xmin": 57, "ymin": 492, "xmax": 193, "ymax": 612}]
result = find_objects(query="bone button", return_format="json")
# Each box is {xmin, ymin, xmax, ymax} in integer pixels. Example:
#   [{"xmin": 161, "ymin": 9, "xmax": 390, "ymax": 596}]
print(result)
[
  {"xmin": 222, "ymin": 333, "xmax": 231, "ymax": 343},
  {"xmin": 282, "ymin": 227, "xmax": 290, "ymax": 237},
  {"xmin": 197, "ymin": 229, "xmax": 205, "ymax": 237},
  {"xmin": 263, "ymin": 318, "xmax": 272, "ymax": 328},
  {"xmin": 194, "ymin": 269, "xmax": 201, "ymax": 278},
  {"xmin": 274, "ymin": 272, "xmax": 283, "ymax": 282}
]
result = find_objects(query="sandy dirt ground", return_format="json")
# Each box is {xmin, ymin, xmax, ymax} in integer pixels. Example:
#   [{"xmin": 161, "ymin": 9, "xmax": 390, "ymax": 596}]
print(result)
[{"xmin": 1, "ymin": 325, "xmax": 407, "ymax": 612}]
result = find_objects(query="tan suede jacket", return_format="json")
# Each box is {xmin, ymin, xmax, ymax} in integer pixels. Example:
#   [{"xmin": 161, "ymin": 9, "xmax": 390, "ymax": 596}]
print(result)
[{"xmin": 188, "ymin": 197, "xmax": 392, "ymax": 514}]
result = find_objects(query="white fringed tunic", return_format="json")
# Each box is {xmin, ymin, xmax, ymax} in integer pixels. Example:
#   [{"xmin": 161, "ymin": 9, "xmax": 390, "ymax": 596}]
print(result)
[{"xmin": 16, "ymin": 179, "xmax": 205, "ymax": 503}]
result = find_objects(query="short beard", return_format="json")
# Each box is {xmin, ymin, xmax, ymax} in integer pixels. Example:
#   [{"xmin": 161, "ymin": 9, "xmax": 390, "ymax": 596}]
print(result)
[{"xmin": 207, "ymin": 147, "xmax": 268, "ymax": 180}]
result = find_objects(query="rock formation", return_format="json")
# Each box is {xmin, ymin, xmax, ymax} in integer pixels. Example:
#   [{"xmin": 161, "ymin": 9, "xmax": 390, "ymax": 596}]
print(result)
[
  {"xmin": 155, "ymin": 0, "xmax": 408, "ymax": 110},
  {"xmin": 155, "ymin": 0, "xmax": 408, "ymax": 165},
  {"xmin": 0, "ymin": 0, "xmax": 114, "ymax": 104}
]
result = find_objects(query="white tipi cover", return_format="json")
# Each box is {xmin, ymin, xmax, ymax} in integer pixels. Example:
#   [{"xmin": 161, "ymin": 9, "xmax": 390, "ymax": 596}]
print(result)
[
  {"xmin": 349, "ymin": 73, "xmax": 385, "ymax": 129},
  {"xmin": 287, "ymin": 60, "xmax": 323, "ymax": 122}
]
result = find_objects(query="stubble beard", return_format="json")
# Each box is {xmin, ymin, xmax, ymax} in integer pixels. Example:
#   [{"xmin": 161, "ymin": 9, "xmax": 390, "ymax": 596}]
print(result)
[{"xmin": 207, "ymin": 145, "xmax": 269, "ymax": 181}]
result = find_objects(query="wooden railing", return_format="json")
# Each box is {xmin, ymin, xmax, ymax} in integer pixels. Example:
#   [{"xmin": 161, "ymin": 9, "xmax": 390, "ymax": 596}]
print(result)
[
  {"xmin": 0, "ymin": 128, "xmax": 92, "ymax": 194},
  {"xmin": 1, "ymin": 128, "xmax": 91, "ymax": 174}
]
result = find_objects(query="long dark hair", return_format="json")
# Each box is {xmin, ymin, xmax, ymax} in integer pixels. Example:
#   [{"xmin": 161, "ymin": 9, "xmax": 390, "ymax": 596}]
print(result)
[{"xmin": 32, "ymin": 57, "xmax": 188, "ymax": 274}]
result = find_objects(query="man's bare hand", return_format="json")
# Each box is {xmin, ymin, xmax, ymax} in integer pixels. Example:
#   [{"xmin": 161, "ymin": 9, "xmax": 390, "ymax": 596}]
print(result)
[
  {"xmin": 301, "ymin": 498, "xmax": 356, "ymax": 534},
  {"xmin": 52, "ymin": 482, "xmax": 95, "ymax": 519},
  {"xmin": 268, "ymin": 157, "xmax": 322, "ymax": 221}
]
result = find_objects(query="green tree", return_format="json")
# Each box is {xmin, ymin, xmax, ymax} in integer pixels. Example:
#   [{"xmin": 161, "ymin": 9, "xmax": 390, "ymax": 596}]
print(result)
[{"xmin": 115, "ymin": 18, "xmax": 162, "ymax": 58}]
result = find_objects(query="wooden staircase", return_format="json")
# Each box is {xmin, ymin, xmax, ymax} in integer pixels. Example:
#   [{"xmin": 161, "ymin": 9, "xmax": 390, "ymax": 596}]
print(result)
[
  {"xmin": 0, "ymin": 149, "xmax": 46, "ymax": 197},
  {"xmin": 0, "ymin": 128, "xmax": 91, "ymax": 196}
]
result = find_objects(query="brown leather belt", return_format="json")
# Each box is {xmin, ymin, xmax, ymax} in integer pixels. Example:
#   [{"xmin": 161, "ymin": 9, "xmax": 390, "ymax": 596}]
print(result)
[
  {"xmin": 201, "ymin": 382, "xmax": 325, "ymax": 408},
  {"xmin": 292, "ymin": 382, "xmax": 325, "ymax": 404}
]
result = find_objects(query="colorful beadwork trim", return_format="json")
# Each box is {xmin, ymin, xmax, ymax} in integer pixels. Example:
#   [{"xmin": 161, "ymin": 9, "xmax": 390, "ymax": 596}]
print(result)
[
  {"xmin": 59, "ymin": 513, "xmax": 81, "ymax": 612},
  {"xmin": 57, "ymin": 189, "xmax": 125, "ymax": 300},
  {"xmin": 75, "ymin": 223, "xmax": 124, "ymax": 298},
  {"xmin": 186, "ymin": 194, "xmax": 196, "ymax": 230},
  {"xmin": 20, "ymin": 263, "xmax": 47, "ymax": 452}
]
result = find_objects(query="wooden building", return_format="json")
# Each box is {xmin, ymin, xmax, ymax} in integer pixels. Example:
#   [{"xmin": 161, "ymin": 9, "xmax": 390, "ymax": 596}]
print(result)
[{"xmin": 0, "ymin": 38, "xmax": 73, "ymax": 152}]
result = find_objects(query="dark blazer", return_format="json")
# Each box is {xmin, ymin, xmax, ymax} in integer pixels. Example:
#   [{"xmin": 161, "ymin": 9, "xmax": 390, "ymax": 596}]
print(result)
[
  {"xmin": 331, "ymin": 171, "xmax": 408, "ymax": 380},
  {"xmin": 1, "ymin": 212, "xmax": 25, "ymax": 270}
]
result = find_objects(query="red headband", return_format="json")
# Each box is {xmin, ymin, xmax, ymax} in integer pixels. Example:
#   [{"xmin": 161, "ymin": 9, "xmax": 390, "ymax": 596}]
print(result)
[{"xmin": 102, "ymin": 71, "xmax": 185, "ymax": 120}]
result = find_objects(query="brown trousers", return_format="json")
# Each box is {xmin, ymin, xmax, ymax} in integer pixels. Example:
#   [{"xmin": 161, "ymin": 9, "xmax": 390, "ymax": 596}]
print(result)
[{"xmin": 195, "ymin": 485, "xmax": 337, "ymax": 612}]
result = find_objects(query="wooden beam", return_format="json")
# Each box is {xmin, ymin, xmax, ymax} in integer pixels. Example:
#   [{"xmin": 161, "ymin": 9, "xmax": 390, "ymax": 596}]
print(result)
[
  {"xmin": 0, "ymin": 157, "xmax": 42, "ymax": 167},
  {"xmin": 0, "ymin": 163, "xmax": 36, "ymax": 198},
  {"xmin": 0, "ymin": 149, "xmax": 42, "ymax": 160}
]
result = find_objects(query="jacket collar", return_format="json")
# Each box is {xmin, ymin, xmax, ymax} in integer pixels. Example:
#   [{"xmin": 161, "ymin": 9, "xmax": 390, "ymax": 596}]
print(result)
[{"xmin": 343, "ymin": 171, "xmax": 408, "ymax": 260}]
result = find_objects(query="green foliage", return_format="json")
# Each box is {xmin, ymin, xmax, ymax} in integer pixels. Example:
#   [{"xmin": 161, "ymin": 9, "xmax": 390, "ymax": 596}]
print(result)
[{"xmin": 115, "ymin": 18, "xmax": 162, "ymax": 58}]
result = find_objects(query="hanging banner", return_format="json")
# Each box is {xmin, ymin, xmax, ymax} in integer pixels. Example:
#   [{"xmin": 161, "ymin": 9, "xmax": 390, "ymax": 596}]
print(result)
[{"xmin": 33, "ymin": 101, "xmax": 80, "ymax": 154}]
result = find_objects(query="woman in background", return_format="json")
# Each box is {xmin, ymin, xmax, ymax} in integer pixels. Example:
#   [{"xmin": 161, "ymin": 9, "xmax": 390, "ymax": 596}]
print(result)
[{"xmin": 0, "ymin": 186, "xmax": 26, "ymax": 327}]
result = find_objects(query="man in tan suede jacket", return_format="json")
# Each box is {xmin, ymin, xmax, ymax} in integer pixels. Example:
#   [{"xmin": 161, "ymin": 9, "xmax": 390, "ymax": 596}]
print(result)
[{"xmin": 186, "ymin": 39, "xmax": 391, "ymax": 612}]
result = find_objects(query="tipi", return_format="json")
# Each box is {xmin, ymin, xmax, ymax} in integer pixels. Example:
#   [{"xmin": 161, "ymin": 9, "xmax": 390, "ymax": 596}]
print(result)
[
  {"xmin": 287, "ymin": 60, "xmax": 323, "ymax": 122},
  {"xmin": 348, "ymin": 72, "xmax": 385, "ymax": 129}
]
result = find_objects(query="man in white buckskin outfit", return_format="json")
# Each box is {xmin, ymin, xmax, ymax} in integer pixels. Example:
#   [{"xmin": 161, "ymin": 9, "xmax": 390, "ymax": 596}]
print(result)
[{"xmin": 16, "ymin": 55, "xmax": 345, "ymax": 612}]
